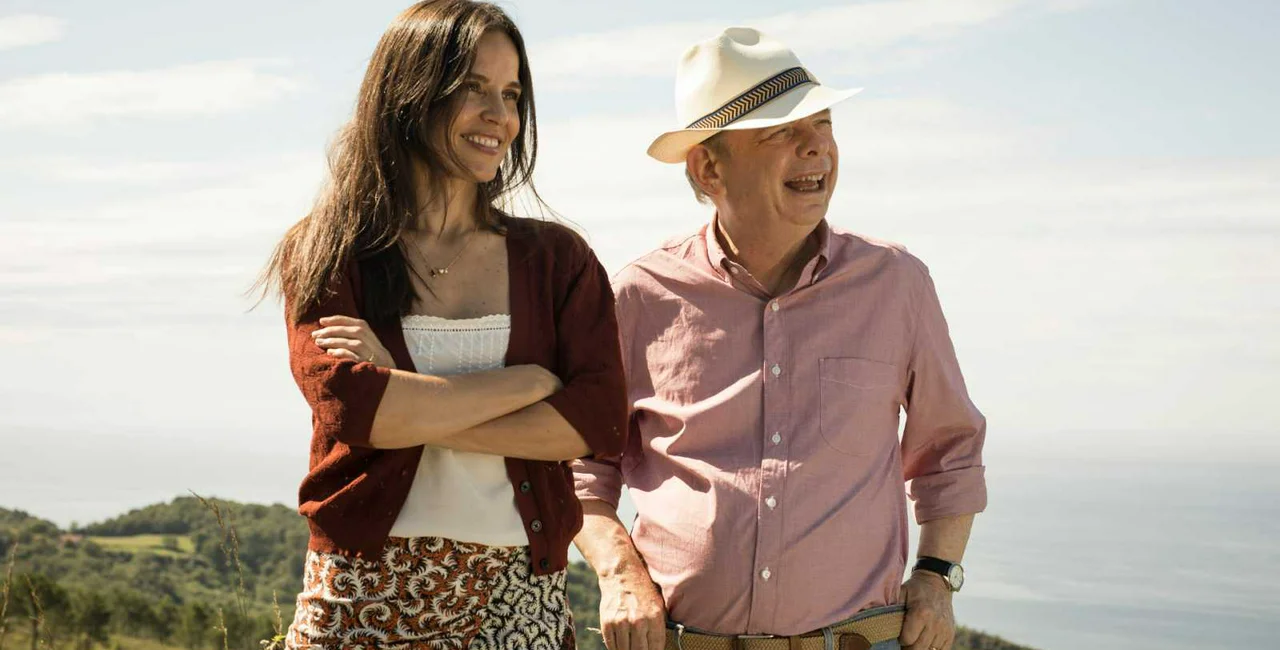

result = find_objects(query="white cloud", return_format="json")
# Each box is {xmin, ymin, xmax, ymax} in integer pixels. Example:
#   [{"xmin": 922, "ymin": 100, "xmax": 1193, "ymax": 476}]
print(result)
[
  {"xmin": 0, "ymin": 151, "xmax": 325, "ymax": 291},
  {"xmin": 531, "ymin": 0, "xmax": 1087, "ymax": 86},
  {"xmin": 0, "ymin": 14, "xmax": 64, "ymax": 51},
  {"xmin": 0, "ymin": 59, "xmax": 302, "ymax": 128},
  {"xmin": 14, "ymin": 157, "xmax": 249, "ymax": 184}
]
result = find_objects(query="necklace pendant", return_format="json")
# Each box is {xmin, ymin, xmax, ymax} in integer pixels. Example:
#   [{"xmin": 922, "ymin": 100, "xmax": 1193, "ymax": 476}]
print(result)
[{"xmin": 430, "ymin": 268, "xmax": 447, "ymax": 277}]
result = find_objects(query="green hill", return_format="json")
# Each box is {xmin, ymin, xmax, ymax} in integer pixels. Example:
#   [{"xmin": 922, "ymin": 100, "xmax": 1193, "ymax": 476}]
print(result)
[{"xmin": 0, "ymin": 498, "xmax": 1035, "ymax": 650}]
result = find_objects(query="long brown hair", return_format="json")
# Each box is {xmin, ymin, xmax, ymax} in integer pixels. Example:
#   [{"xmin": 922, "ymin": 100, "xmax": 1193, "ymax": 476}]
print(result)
[{"xmin": 256, "ymin": 0, "xmax": 542, "ymax": 323}]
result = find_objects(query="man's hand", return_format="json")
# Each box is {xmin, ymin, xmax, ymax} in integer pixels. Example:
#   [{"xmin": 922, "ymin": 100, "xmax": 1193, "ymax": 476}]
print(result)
[
  {"xmin": 899, "ymin": 571, "xmax": 956, "ymax": 650},
  {"xmin": 598, "ymin": 569, "xmax": 667, "ymax": 650}
]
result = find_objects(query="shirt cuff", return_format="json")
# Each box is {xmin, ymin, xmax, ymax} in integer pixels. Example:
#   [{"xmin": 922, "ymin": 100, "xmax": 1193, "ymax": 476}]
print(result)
[
  {"xmin": 570, "ymin": 458, "xmax": 623, "ymax": 510},
  {"xmin": 909, "ymin": 465, "xmax": 987, "ymax": 523}
]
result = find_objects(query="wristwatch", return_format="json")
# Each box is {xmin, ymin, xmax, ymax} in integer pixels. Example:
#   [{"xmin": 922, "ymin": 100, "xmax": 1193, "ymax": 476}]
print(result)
[{"xmin": 912, "ymin": 556, "xmax": 965, "ymax": 592}]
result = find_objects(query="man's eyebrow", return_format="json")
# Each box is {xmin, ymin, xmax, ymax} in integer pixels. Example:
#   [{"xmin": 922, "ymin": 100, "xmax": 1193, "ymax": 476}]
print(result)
[
  {"xmin": 466, "ymin": 72, "xmax": 522, "ymax": 90},
  {"xmin": 757, "ymin": 123, "xmax": 789, "ymax": 141}
]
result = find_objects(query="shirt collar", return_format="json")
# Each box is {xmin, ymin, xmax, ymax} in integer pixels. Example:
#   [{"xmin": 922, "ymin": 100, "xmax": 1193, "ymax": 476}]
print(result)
[
  {"xmin": 705, "ymin": 214, "xmax": 732, "ymax": 281},
  {"xmin": 704, "ymin": 214, "xmax": 833, "ymax": 287}
]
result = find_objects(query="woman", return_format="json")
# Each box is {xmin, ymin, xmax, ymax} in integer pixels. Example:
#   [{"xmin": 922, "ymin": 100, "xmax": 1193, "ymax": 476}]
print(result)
[{"xmin": 257, "ymin": 2, "xmax": 627, "ymax": 648}]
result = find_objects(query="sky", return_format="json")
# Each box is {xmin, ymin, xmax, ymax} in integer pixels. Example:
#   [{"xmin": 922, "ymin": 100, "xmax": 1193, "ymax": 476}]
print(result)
[{"xmin": 1, "ymin": 0, "xmax": 1277, "ymax": 520}]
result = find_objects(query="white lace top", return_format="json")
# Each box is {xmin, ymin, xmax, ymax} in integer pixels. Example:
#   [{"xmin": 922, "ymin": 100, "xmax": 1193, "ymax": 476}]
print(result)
[{"xmin": 387, "ymin": 314, "xmax": 527, "ymax": 546}]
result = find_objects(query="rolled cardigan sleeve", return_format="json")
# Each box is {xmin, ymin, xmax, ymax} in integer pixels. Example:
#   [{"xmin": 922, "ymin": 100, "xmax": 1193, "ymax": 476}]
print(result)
[
  {"xmin": 285, "ymin": 268, "xmax": 393, "ymax": 449},
  {"xmin": 542, "ymin": 240, "xmax": 629, "ymax": 461},
  {"xmin": 901, "ymin": 260, "xmax": 988, "ymax": 523}
]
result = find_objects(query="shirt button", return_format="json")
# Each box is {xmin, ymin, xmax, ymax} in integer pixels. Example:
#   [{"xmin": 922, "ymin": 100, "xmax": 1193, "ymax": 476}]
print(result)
[
  {"xmin": 771, "ymin": 432, "xmax": 782, "ymax": 445},
  {"xmin": 770, "ymin": 300, "xmax": 780, "ymax": 312},
  {"xmin": 729, "ymin": 267, "xmax": 740, "ymax": 275},
  {"xmin": 539, "ymin": 558, "xmax": 550, "ymax": 570},
  {"xmin": 530, "ymin": 519, "xmax": 543, "ymax": 533},
  {"xmin": 761, "ymin": 568, "xmax": 772, "ymax": 581},
  {"xmin": 771, "ymin": 364, "xmax": 781, "ymax": 377},
  {"xmin": 519, "ymin": 481, "xmax": 532, "ymax": 493},
  {"xmin": 765, "ymin": 496, "xmax": 777, "ymax": 509}
]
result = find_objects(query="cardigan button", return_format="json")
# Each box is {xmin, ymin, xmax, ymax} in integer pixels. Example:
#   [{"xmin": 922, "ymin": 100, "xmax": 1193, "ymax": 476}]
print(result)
[
  {"xmin": 530, "ymin": 519, "xmax": 543, "ymax": 533},
  {"xmin": 519, "ymin": 481, "xmax": 532, "ymax": 493},
  {"xmin": 539, "ymin": 558, "xmax": 550, "ymax": 570}
]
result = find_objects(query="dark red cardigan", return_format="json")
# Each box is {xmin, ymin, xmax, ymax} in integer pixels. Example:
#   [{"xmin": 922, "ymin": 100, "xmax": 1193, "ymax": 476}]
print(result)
[{"xmin": 285, "ymin": 217, "xmax": 627, "ymax": 575}]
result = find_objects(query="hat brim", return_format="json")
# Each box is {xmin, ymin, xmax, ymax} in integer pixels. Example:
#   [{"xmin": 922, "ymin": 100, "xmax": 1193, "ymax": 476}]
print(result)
[{"xmin": 647, "ymin": 83, "xmax": 862, "ymax": 164}]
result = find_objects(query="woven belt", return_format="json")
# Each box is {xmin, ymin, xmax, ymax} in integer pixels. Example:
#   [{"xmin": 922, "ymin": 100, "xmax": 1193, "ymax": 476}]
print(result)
[{"xmin": 665, "ymin": 605, "xmax": 904, "ymax": 650}]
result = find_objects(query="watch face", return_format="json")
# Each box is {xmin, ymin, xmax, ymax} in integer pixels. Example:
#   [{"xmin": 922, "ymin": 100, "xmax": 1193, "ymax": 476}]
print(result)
[{"xmin": 948, "ymin": 565, "xmax": 965, "ymax": 591}]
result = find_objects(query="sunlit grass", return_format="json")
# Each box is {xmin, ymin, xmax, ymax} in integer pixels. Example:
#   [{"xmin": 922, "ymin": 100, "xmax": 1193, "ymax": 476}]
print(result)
[
  {"xmin": 84, "ymin": 534, "xmax": 195, "ymax": 557},
  {"xmin": 7, "ymin": 623, "xmax": 182, "ymax": 650}
]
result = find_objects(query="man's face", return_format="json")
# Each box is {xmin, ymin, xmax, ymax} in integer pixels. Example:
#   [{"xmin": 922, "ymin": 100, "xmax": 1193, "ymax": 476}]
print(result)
[{"xmin": 714, "ymin": 110, "xmax": 838, "ymax": 228}]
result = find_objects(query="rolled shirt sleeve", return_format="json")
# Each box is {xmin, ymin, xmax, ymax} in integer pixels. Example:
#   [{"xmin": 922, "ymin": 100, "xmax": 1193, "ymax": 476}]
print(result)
[
  {"xmin": 571, "ymin": 455, "xmax": 625, "ymax": 510},
  {"xmin": 542, "ymin": 239, "xmax": 629, "ymax": 461},
  {"xmin": 901, "ymin": 261, "xmax": 988, "ymax": 523},
  {"xmin": 285, "ymin": 268, "xmax": 393, "ymax": 449}
]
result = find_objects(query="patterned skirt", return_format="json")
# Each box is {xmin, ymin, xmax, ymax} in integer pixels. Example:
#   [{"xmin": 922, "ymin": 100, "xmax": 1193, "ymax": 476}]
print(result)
[{"xmin": 285, "ymin": 537, "xmax": 574, "ymax": 649}]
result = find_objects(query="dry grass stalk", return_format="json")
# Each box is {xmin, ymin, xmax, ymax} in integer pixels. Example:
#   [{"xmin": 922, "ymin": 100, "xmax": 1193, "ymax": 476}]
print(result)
[
  {"xmin": 189, "ymin": 492, "xmax": 249, "ymax": 616},
  {"xmin": 0, "ymin": 541, "xmax": 18, "ymax": 650},
  {"xmin": 271, "ymin": 591, "xmax": 284, "ymax": 639},
  {"xmin": 215, "ymin": 608, "xmax": 229, "ymax": 650},
  {"xmin": 257, "ymin": 591, "xmax": 287, "ymax": 650},
  {"xmin": 22, "ymin": 576, "xmax": 45, "ymax": 650}
]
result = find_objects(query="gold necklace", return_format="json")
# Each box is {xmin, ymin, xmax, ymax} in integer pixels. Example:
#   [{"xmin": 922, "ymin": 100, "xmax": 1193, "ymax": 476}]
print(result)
[{"xmin": 409, "ymin": 228, "xmax": 478, "ymax": 278}]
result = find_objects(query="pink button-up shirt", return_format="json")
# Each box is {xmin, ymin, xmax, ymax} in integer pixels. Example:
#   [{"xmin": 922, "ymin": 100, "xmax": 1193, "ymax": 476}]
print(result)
[{"xmin": 572, "ymin": 219, "xmax": 987, "ymax": 635}]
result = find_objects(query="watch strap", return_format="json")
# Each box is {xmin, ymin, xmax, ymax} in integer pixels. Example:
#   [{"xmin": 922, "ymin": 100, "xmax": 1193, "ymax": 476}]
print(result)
[
  {"xmin": 913, "ymin": 556, "xmax": 955, "ymax": 577},
  {"xmin": 913, "ymin": 556, "xmax": 962, "ymax": 591}
]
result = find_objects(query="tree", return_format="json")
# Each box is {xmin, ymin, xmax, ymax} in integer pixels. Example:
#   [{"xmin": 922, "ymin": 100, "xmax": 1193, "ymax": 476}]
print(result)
[
  {"xmin": 178, "ymin": 602, "xmax": 212, "ymax": 650},
  {"xmin": 70, "ymin": 589, "xmax": 111, "ymax": 648},
  {"xmin": 15, "ymin": 573, "xmax": 70, "ymax": 650}
]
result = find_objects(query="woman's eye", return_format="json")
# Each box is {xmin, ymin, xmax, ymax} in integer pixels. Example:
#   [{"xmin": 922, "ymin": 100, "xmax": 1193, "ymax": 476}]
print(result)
[
  {"xmin": 467, "ymin": 81, "xmax": 483, "ymax": 93},
  {"xmin": 503, "ymin": 91, "xmax": 520, "ymax": 102}
]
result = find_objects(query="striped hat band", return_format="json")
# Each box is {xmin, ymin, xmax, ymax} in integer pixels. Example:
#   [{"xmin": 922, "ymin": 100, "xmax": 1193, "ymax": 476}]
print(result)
[{"xmin": 685, "ymin": 67, "xmax": 816, "ymax": 130}]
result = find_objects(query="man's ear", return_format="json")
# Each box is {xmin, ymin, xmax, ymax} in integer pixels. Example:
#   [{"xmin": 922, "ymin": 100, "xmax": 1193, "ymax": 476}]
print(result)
[{"xmin": 687, "ymin": 144, "xmax": 723, "ymax": 199}]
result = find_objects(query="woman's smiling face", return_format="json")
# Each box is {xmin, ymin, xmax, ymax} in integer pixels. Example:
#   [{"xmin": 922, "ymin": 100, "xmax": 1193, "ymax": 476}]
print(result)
[{"xmin": 446, "ymin": 30, "xmax": 523, "ymax": 183}]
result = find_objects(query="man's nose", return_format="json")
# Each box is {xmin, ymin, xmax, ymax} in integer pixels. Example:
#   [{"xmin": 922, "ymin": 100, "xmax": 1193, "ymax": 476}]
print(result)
[{"xmin": 799, "ymin": 128, "xmax": 831, "ymax": 158}]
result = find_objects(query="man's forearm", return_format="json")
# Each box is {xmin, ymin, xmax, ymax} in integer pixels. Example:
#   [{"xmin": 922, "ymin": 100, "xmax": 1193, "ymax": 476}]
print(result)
[
  {"xmin": 916, "ymin": 513, "xmax": 975, "ymax": 563},
  {"xmin": 575, "ymin": 499, "xmax": 651, "ymax": 578},
  {"xmin": 576, "ymin": 498, "xmax": 667, "ymax": 650}
]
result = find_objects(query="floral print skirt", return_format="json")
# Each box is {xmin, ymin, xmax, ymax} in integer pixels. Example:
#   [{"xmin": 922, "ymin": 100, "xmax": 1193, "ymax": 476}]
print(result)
[{"xmin": 286, "ymin": 536, "xmax": 573, "ymax": 649}]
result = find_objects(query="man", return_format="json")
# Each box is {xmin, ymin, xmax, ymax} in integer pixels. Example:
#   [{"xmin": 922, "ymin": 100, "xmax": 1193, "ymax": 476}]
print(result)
[{"xmin": 572, "ymin": 28, "xmax": 987, "ymax": 650}]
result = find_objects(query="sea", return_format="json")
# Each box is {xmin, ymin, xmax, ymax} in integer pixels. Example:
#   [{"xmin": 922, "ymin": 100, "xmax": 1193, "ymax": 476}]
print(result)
[{"xmin": 2, "ymin": 428, "xmax": 1277, "ymax": 650}]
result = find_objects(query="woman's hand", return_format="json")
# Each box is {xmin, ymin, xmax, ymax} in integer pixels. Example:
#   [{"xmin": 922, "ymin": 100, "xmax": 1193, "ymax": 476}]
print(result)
[{"xmin": 312, "ymin": 315, "xmax": 394, "ymax": 368}]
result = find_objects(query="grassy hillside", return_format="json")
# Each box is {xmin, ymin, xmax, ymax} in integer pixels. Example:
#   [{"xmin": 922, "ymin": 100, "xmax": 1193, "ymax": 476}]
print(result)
[
  {"xmin": 85, "ymin": 535, "xmax": 196, "ymax": 557},
  {"xmin": 1, "ymin": 499, "xmax": 1035, "ymax": 650}
]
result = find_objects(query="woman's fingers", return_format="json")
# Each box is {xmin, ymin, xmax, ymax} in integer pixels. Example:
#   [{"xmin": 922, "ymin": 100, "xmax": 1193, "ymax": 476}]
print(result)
[
  {"xmin": 311, "ymin": 325, "xmax": 365, "ymax": 339},
  {"xmin": 324, "ymin": 348, "xmax": 362, "ymax": 362},
  {"xmin": 313, "ymin": 317, "xmax": 389, "ymax": 366},
  {"xmin": 316, "ymin": 337, "xmax": 366, "ymax": 351},
  {"xmin": 318, "ymin": 315, "xmax": 367, "ymax": 328},
  {"xmin": 316, "ymin": 338, "xmax": 374, "ymax": 363}
]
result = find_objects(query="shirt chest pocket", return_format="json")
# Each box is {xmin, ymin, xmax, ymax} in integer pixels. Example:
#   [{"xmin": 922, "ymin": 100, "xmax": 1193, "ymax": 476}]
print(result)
[{"xmin": 818, "ymin": 357, "xmax": 902, "ymax": 456}]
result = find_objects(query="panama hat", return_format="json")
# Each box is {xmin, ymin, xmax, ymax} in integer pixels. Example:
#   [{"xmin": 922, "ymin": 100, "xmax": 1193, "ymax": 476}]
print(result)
[{"xmin": 647, "ymin": 27, "xmax": 862, "ymax": 164}]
